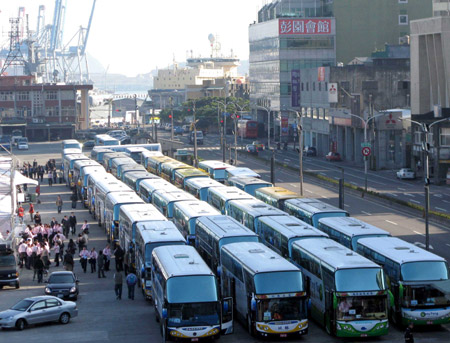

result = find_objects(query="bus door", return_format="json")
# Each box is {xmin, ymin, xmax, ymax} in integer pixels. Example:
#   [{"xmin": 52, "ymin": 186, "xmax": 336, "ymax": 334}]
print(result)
[{"xmin": 221, "ymin": 297, "xmax": 234, "ymax": 335}]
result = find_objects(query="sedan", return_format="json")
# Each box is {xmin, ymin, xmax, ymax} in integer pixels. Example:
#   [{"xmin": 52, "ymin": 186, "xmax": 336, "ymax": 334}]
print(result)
[
  {"xmin": 397, "ymin": 168, "xmax": 416, "ymax": 180},
  {"xmin": 173, "ymin": 126, "xmax": 183, "ymax": 136},
  {"xmin": 44, "ymin": 271, "xmax": 79, "ymax": 300},
  {"xmin": 0, "ymin": 296, "xmax": 78, "ymax": 330},
  {"xmin": 325, "ymin": 152, "xmax": 342, "ymax": 162},
  {"xmin": 17, "ymin": 142, "xmax": 29, "ymax": 150}
]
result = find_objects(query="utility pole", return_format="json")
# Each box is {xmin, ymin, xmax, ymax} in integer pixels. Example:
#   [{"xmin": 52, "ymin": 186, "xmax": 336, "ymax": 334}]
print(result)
[
  {"xmin": 134, "ymin": 94, "xmax": 139, "ymax": 135},
  {"xmin": 170, "ymin": 96, "xmax": 174, "ymax": 141},
  {"xmin": 213, "ymin": 100, "xmax": 226, "ymax": 163},
  {"xmin": 193, "ymin": 100, "xmax": 198, "ymax": 168},
  {"xmin": 286, "ymin": 108, "xmax": 304, "ymax": 196}
]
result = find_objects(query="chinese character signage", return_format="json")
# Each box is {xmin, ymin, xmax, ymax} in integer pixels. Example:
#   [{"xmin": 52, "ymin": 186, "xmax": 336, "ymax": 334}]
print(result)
[
  {"xmin": 291, "ymin": 69, "xmax": 300, "ymax": 108},
  {"xmin": 318, "ymin": 67, "xmax": 325, "ymax": 81},
  {"xmin": 328, "ymin": 83, "xmax": 338, "ymax": 103},
  {"xmin": 279, "ymin": 19, "xmax": 332, "ymax": 35},
  {"xmin": 281, "ymin": 115, "xmax": 289, "ymax": 136}
]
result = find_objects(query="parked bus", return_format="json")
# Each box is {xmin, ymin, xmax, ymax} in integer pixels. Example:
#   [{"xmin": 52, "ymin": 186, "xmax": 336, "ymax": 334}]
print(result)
[
  {"xmin": 86, "ymin": 173, "xmax": 116, "ymax": 215},
  {"xmin": 207, "ymin": 186, "xmax": 254, "ymax": 214},
  {"xmin": 226, "ymin": 177, "xmax": 272, "ymax": 196},
  {"xmin": 90, "ymin": 148, "xmax": 113, "ymax": 163},
  {"xmin": 152, "ymin": 245, "xmax": 233, "ymax": 340},
  {"xmin": 62, "ymin": 148, "xmax": 82, "ymax": 161},
  {"xmin": 102, "ymin": 152, "xmax": 128, "ymax": 171},
  {"xmin": 91, "ymin": 143, "xmax": 162, "ymax": 157},
  {"xmin": 95, "ymin": 134, "xmax": 120, "ymax": 146},
  {"xmin": 125, "ymin": 147, "xmax": 148, "ymax": 163},
  {"xmin": 257, "ymin": 215, "xmax": 328, "ymax": 258},
  {"xmin": 123, "ymin": 171, "xmax": 159, "ymax": 192},
  {"xmin": 79, "ymin": 165, "xmax": 106, "ymax": 208},
  {"xmin": 185, "ymin": 177, "xmax": 225, "ymax": 201},
  {"xmin": 285, "ymin": 198, "xmax": 349, "ymax": 227},
  {"xmin": 160, "ymin": 161, "xmax": 194, "ymax": 182},
  {"xmin": 291, "ymin": 238, "xmax": 389, "ymax": 337},
  {"xmin": 318, "ymin": 217, "xmax": 391, "ymax": 250},
  {"xmin": 224, "ymin": 167, "xmax": 260, "ymax": 182},
  {"xmin": 146, "ymin": 155, "xmax": 175, "ymax": 175},
  {"xmin": 195, "ymin": 215, "xmax": 259, "ymax": 274},
  {"xmin": 172, "ymin": 201, "xmax": 219, "ymax": 244},
  {"xmin": 198, "ymin": 160, "xmax": 232, "ymax": 183},
  {"xmin": 104, "ymin": 192, "xmax": 144, "ymax": 243},
  {"xmin": 237, "ymin": 120, "xmax": 258, "ymax": 139},
  {"xmin": 62, "ymin": 139, "xmax": 82, "ymax": 150},
  {"xmin": 221, "ymin": 242, "xmax": 308, "ymax": 338},
  {"xmin": 152, "ymin": 190, "xmax": 196, "ymax": 219},
  {"xmin": 356, "ymin": 237, "xmax": 450, "ymax": 326},
  {"xmin": 255, "ymin": 187, "xmax": 299, "ymax": 211},
  {"xmin": 227, "ymin": 199, "xmax": 287, "ymax": 231},
  {"xmin": 173, "ymin": 168, "xmax": 209, "ymax": 189},
  {"xmin": 62, "ymin": 153, "xmax": 89, "ymax": 186},
  {"xmin": 140, "ymin": 150, "xmax": 164, "ymax": 168},
  {"xmin": 138, "ymin": 178, "xmax": 178, "ymax": 203},
  {"xmin": 119, "ymin": 164, "xmax": 147, "ymax": 181},
  {"xmin": 72, "ymin": 160, "xmax": 101, "ymax": 198},
  {"xmin": 110, "ymin": 157, "xmax": 135, "ymax": 178}
]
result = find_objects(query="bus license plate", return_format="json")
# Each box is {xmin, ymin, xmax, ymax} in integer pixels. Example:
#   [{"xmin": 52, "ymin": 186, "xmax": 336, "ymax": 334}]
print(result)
[
  {"xmin": 427, "ymin": 321, "xmax": 433, "ymax": 325},
  {"xmin": 360, "ymin": 334, "xmax": 368, "ymax": 337},
  {"xmin": 280, "ymin": 334, "xmax": 287, "ymax": 338},
  {"xmin": 191, "ymin": 339, "xmax": 198, "ymax": 342}
]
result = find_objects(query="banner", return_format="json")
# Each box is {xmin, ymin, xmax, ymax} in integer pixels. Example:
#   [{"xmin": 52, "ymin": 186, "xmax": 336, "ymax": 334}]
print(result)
[
  {"xmin": 318, "ymin": 67, "xmax": 325, "ymax": 81},
  {"xmin": 328, "ymin": 83, "xmax": 338, "ymax": 103},
  {"xmin": 291, "ymin": 69, "xmax": 300, "ymax": 108},
  {"xmin": 281, "ymin": 116, "xmax": 289, "ymax": 136}
]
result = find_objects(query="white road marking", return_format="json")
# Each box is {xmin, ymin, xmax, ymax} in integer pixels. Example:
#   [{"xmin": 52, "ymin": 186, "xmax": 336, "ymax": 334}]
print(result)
[
  {"xmin": 433, "ymin": 194, "xmax": 443, "ymax": 198},
  {"xmin": 305, "ymin": 189, "xmax": 313, "ymax": 194},
  {"xmin": 443, "ymin": 200, "xmax": 450, "ymax": 204},
  {"xmin": 397, "ymin": 187, "xmax": 406, "ymax": 191},
  {"xmin": 436, "ymin": 207, "xmax": 448, "ymax": 212},
  {"xmin": 344, "ymin": 204, "xmax": 350, "ymax": 208},
  {"xmin": 388, "ymin": 193, "xmax": 398, "ymax": 197},
  {"xmin": 413, "ymin": 230, "xmax": 425, "ymax": 237},
  {"xmin": 385, "ymin": 220, "xmax": 398, "ymax": 226},
  {"xmin": 350, "ymin": 182, "xmax": 357, "ymax": 185},
  {"xmin": 289, "ymin": 183, "xmax": 297, "ymax": 188},
  {"xmin": 361, "ymin": 211, "xmax": 372, "ymax": 216},
  {"xmin": 321, "ymin": 195, "xmax": 327, "ymax": 199},
  {"xmin": 411, "ymin": 200, "xmax": 421, "ymax": 204},
  {"xmin": 404, "ymin": 193, "xmax": 415, "ymax": 197},
  {"xmin": 446, "ymin": 244, "xmax": 450, "ymax": 248}
]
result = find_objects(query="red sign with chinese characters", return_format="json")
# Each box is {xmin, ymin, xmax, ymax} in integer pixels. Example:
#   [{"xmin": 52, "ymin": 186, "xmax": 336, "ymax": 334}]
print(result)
[{"xmin": 279, "ymin": 19, "xmax": 332, "ymax": 35}]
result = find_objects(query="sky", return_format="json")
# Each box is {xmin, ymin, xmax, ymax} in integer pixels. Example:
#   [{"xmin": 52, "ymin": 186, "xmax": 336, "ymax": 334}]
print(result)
[{"xmin": 0, "ymin": 0, "xmax": 267, "ymax": 76}]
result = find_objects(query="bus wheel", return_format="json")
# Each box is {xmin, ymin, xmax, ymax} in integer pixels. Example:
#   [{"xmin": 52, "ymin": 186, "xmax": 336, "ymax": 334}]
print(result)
[
  {"xmin": 247, "ymin": 316, "xmax": 254, "ymax": 337},
  {"xmin": 161, "ymin": 322, "xmax": 168, "ymax": 342}
]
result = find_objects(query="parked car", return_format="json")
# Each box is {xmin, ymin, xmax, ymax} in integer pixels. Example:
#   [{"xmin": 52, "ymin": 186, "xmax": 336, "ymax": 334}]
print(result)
[
  {"xmin": 44, "ymin": 271, "xmax": 79, "ymax": 300},
  {"xmin": 0, "ymin": 295, "xmax": 78, "ymax": 330},
  {"xmin": 173, "ymin": 126, "xmax": 183, "ymax": 136},
  {"xmin": 82, "ymin": 140, "xmax": 95, "ymax": 150},
  {"xmin": 0, "ymin": 243, "xmax": 19, "ymax": 289},
  {"xmin": 396, "ymin": 168, "xmax": 416, "ymax": 180},
  {"xmin": 182, "ymin": 125, "xmax": 191, "ymax": 133},
  {"xmin": 304, "ymin": 146, "xmax": 317, "ymax": 157},
  {"xmin": 252, "ymin": 141, "xmax": 264, "ymax": 151},
  {"xmin": 189, "ymin": 131, "xmax": 203, "ymax": 145},
  {"xmin": 245, "ymin": 144, "xmax": 257, "ymax": 154},
  {"xmin": 325, "ymin": 152, "xmax": 342, "ymax": 162},
  {"xmin": 17, "ymin": 138, "xmax": 29, "ymax": 150}
]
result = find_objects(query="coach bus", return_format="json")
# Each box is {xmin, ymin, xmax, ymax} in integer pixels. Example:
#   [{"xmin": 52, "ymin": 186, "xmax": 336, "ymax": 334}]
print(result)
[
  {"xmin": 152, "ymin": 245, "xmax": 233, "ymax": 340},
  {"xmin": 146, "ymin": 155, "xmax": 175, "ymax": 175},
  {"xmin": 102, "ymin": 152, "xmax": 127, "ymax": 171},
  {"xmin": 285, "ymin": 198, "xmax": 349, "ymax": 227},
  {"xmin": 224, "ymin": 167, "xmax": 260, "ymax": 183},
  {"xmin": 291, "ymin": 238, "xmax": 389, "ymax": 337},
  {"xmin": 237, "ymin": 120, "xmax": 258, "ymax": 139},
  {"xmin": 318, "ymin": 217, "xmax": 391, "ymax": 250},
  {"xmin": 226, "ymin": 199, "xmax": 287, "ymax": 231},
  {"xmin": 86, "ymin": 173, "xmax": 116, "ymax": 215},
  {"xmin": 62, "ymin": 139, "xmax": 82, "ymax": 150},
  {"xmin": 123, "ymin": 171, "xmax": 158, "ymax": 192},
  {"xmin": 124, "ymin": 147, "xmax": 148, "ymax": 163},
  {"xmin": 79, "ymin": 165, "xmax": 106, "ymax": 208},
  {"xmin": 63, "ymin": 153, "xmax": 90, "ymax": 186},
  {"xmin": 138, "ymin": 178, "xmax": 178, "ymax": 203},
  {"xmin": 207, "ymin": 186, "xmax": 254, "ymax": 214},
  {"xmin": 140, "ymin": 150, "xmax": 164, "ymax": 167},
  {"xmin": 226, "ymin": 177, "xmax": 272, "ymax": 196},
  {"xmin": 185, "ymin": 177, "xmax": 225, "ymax": 201},
  {"xmin": 90, "ymin": 148, "xmax": 113, "ymax": 163},
  {"xmin": 221, "ymin": 242, "xmax": 308, "ymax": 338},
  {"xmin": 195, "ymin": 215, "xmax": 259, "ymax": 274},
  {"xmin": 198, "ymin": 160, "xmax": 232, "ymax": 183},
  {"xmin": 255, "ymin": 187, "xmax": 299, "ymax": 211},
  {"xmin": 160, "ymin": 161, "xmax": 193, "ymax": 182},
  {"xmin": 152, "ymin": 190, "xmax": 196, "ymax": 219},
  {"xmin": 61, "ymin": 148, "xmax": 82, "ymax": 161},
  {"xmin": 256, "ymin": 215, "xmax": 328, "ymax": 258},
  {"xmin": 95, "ymin": 134, "xmax": 120, "ymax": 146},
  {"xmin": 72, "ymin": 160, "xmax": 101, "ymax": 198},
  {"xmin": 356, "ymin": 236, "xmax": 450, "ymax": 326},
  {"xmin": 119, "ymin": 164, "xmax": 147, "ymax": 181},
  {"xmin": 172, "ymin": 201, "xmax": 219, "ymax": 244},
  {"xmin": 173, "ymin": 168, "xmax": 209, "ymax": 189},
  {"xmin": 109, "ymin": 157, "xmax": 135, "ymax": 179}
]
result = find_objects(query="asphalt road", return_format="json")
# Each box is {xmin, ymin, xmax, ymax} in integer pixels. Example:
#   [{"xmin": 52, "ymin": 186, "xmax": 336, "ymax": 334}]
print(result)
[{"xmin": 1, "ymin": 141, "xmax": 449, "ymax": 343}]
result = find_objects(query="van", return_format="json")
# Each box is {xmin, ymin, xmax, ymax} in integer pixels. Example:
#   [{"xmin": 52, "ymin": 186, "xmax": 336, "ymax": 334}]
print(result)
[
  {"xmin": 189, "ymin": 131, "xmax": 203, "ymax": 145},
  {"xmin": 0, "ymin": 242, "xmax": 19, "ymax": 289}
]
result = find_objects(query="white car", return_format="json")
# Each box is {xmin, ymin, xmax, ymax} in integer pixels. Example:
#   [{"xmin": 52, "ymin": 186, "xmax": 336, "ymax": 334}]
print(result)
[
  {"xmin": 396, "ymin": 168, "xmax": 416, "ymax": 180},
  {"xmin": 17, "ymin": 142, "xmax": 29, "ymax": 150}
]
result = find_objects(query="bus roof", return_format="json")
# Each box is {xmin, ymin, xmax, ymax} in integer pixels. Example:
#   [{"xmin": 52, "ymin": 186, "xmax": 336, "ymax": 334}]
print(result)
[
  {"xmin": 228, "ymin": 199, "xmax": 287, "ymax": 217},
  {"xmin": 95, "ymin": 179, "xmax": 133, "ymax": 194},
  {"xmin": 228, "ymin": 176, "xmax": 272, "ymax": 186},
  {"xmin": 222, "ymin": 242, "xmax": 299, "ymax": 274},
  {"xmin": 139, "ymin": 178, "xmax": 178, "ymax": 193},
  {"xmin": 141, "ymin": 150, "xmax": 164, "ymax": 159},
  {"xmin": 120, "ymin": 164, "xmax": 146, "ymax": 173},
  {"xmin": 124, "ymin": 171, "xmax": 159, "ymax": 182},
  {"xmin": 293, "ymin": 238, "xmax": 381, "ymax": 271},
  {"xmin": 259, "ymin": 215, "xmax": 328, "ymax": 239},
  {"xmin": 137, "ymin": 221, "xmax": 185, "ymax": 244},
  {"xmin": 357, "ymin": 237, "xmax": 447, "ymax": 264},
  {"xmin": 285, "ymin": 198, "xmax": 349, "ymax": 215},
  {"xmin": 88, "ymin": 172, "xmax": 116, "ymax": 184},
  {"xmin": 65, "ymin": 153, "xmax": 88, "ymax": 161},
  {"xmin": 196, "ymin": 215, "xmax": 258, "ymax": 239},
  {"xmin": 63, "ymin": 139, "xmax": 79, "ymax": 144},
  {"xmin": 161, "ymin": 161, "xmax": 192, "ymax": 170},
  {"xmin": 63, "ymin": 148, "xmax": 82, "ymax": 155},
  {"xmin": 106, "ymin": 191, "xmax": 143, "ymax": 206},
  {"xmin": 319, "ymin": 217, "xmax": 391, "ymax": 238},
  {"xmin": 103, "ymin": 152, "xmax": 127, "ymax": 160},
  {"xmin": 125, "ymin": 147, "xmax": 147, "ymax": 152},
  {"xmin": 174, "ymin": 168, "xmax": 208, "ymax": 178},
  {"xmin": 120, "ymin": 203, "xmax": 167, "ymax": 223},
  {"xmin": 153, "ymin": 190, "xmax": 196, "ymax": 203},
  {"xmin": 111, "ymin": 157, "xmax": 135, "ymax": 167},
  {"xmin": 173, "ymin": 201, "xmax": 219, "ymax": 218},
  {"xmin": 81, "ymin": 166, "xmax": 106, "ymax": 177},
  {"xmin": 149, "ymin": 155, "xmax": 176, "ymax": 164},
  {"xmin": 226, "ymin": 167, "xmax": 260, "ymax": 178},
  {"xmin": 255, "ymin": 186, "xmax": 299, "ymax": 200},
  {"xmin": 153, "ymin": 245, "xmax": 213, "ymax": 278},
  {"xmin": 74, "ymin": 160, "xmax": 100, "ymax": 169},
  {"xmin": 198, "ymin": 160, "xmax": 232, "ymax": 170},
  {"xmin": 185, "ymin": 177, "xmax": 225, "ymax": 190},
  {"xmin": 208, "ymin": 186, "xmax": 255, "ymax": 201}
]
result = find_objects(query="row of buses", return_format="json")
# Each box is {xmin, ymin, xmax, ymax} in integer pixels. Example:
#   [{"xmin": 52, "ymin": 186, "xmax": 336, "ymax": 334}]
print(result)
[{"xmin": 61, "ymin": 139, "xmax": 450, "ymax": 341}]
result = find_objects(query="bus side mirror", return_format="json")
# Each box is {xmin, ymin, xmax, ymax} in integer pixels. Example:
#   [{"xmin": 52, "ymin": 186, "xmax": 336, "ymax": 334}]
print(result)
[
  {"xmin": 250, "ymin": 296, "xmax": 257, "ymax": 312},
  {"xmin": 217, "ymin": 266, "xmax": 222, "ymax": 277},
  {"xmin": 162, "ymin": 308, "xmax": 168, "ymax": 319}
]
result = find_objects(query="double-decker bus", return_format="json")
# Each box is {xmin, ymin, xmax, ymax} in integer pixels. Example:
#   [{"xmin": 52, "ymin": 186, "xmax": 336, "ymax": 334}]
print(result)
[
  {"xmin": 291, "ymin": 238, "xmax": 389, "ymax": 337},
  {"xmin": 195, "ymin": 215, "xmax": 259, "ymax": 274},
  {"xmin": 285, "ymin": 198, "xmax": 349, "ymax": 227},
  {"xmin": 220, "ymin": 242, "xmax": 308, "ymax": 338},
  {"xmin": 138, "ymin": 179, "xmax": 178, "ymax": 203},
  {"xmin": 357, "ymin": 236, "xmax": 450, "ymax": 326},
  {"xmin": 207, "ymin": 186, "xmax": 254, "ymax": 214},
  {"xmin": 226, "ymin": 199, "xmax": 287, "ymax": 231},
  {"xmin": 198, "ymin": 160, "xmax": 232, "ymax": 183},
  {"xmin": 318, "ymin": 217, "xmax": 391, "ymax": 250},
  {"xmin": 172, "ymin": 201, "xmax": 219, "ymax": 244},
  {"xmin": 152, "ymin": 190, "xmax": 196, "ymax": 218},
  {"xmin": 237, "ymin": 120, "xmax": 258, "ymax": 139},
  {"xmin": 152, "ymin": 245, "xmax": 233, "ymax": 340},
  {"xmin": 160, "ymin": 161, "xmax": 193, "ymax": 182},
  {"xmin": 185, "ymin": 177, "xmax": 225, "ymax": 201},
  {"xmin": 226, "ymin": 177, "xmax": 272, "ymax": 196},
  {"xmin": 257, "ymin": 215, "xmax": 328, "ymax": 258},
  {"xmin": 123, "ymin": 171, "xmax": 159, "ymax": 192},
  {"xmin": 173, "ymin": 168, "xmax": 209, "ymax": 189},
  {"xmin": 255, "ymin": 186, "xmax": 299, "ymax": 211}
]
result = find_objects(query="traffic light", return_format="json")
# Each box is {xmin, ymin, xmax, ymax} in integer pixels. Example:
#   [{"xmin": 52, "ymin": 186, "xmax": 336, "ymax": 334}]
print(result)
[
  {"xmin": 169, "ymin": 114, "xmax": 172, "ymax": 119},
  {"xmin": 220, "ymin": 119, "xmax": 224, "ymax": 126},
  {"xmin": 236, "ymin": 114, "xmax": 240, "ymax": 119}
]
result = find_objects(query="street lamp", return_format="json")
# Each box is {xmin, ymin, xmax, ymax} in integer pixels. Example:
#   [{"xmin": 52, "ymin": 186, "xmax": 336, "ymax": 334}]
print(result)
[
  {"xmin": 213, "ymin": 100, "xmax": 227, "ymax": 162},
  {"xmin": 192, "ymin": 100, "xmax": 198, "ymax": 168},
  {"xmin": 286, "ymin": 108, "xmax": 304, "ymax": 196},
  {"xmin": 256, "ymin": 104, "xmax": 272, "ymax": 150},
  {"xmin": 169, "ymin": 96, "xmax": 174, "ymax": 141}
]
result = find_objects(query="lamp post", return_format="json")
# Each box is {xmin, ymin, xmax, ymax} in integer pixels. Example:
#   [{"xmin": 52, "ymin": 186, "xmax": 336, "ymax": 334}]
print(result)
[
  {"xmin": 169, "ymin": 96, "xmax": 174, "ymax": 141},
  {"xmin": 286, "ymin": 108, "xmax": 304, "ymax": 196},
  {"xmin": 192, "ymin": 100, "xmax": 198, "ymax": 168},
  {"xmin": 230, "ymin": 102, "xmax": 249, "ymax": 166},
  {"xmin": 257, "ymin": 104, "xmax": 271, "ymax": 150},
  {"xmin": 213, "ymin": 100, "xmax": 227, "ymax": 163}
]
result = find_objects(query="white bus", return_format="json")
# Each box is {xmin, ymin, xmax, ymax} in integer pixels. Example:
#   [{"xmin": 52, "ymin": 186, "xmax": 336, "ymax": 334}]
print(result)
[
  {"xmin": 79, "ymin": 165, "xmax": 106, "ymax": 208},
  {"xmin": 284, "ymin": 198, "xmax": 349, "ymax": 227},
  {"xmin": 138, "ymin": 178, "xmax": 178, "ymax": 203},
  {"xmin": 356, "ymin": 236, "xmax": 450, "ymax": 326},
  {"xmin": 62, "ymin": 153, "xmax": 89, "ymax": 186},
  {"xmin": 226, "ymin": 177, "xmax": 273, "ymax": 196},
  {"xmin": 291, "ymin": 238, "xmax": 389, "ymax": 337},
  {"xmin": 224, "ymin": 167, "xmax": 260, "ymax": 182},
  {"xmin": 257, "ymin": 215, "xmax": 328, "ymax": 258},
  {"xmin": 254, "ymin": 186, "xmax": 299, "ymax": 211},
  {"xmin": 86, "ymin": 173, "xmax": 116, "ymax": 215},
  {"xmin": 102, "ymin": 152, "xmax": 128, "ymax": 171},
  {"xmin": 318, "ymin": 217, "xmax": 391, "ymax": 250},
  {"xmin": 198, "ymin": 160, "xmax": 232, "ymax": 183},
  {"xmin": 207, "ymin": 186, "xmax": 254, "ymax": 215},
  {"xmin": 195, "ymin": 215, "xmax": 259, "ymax": 275},
  {"xmin": 220, "ymin": 242, "xmax": 308, "ymax": 338},
  {"xmin": 172, "ymin": 201, "xmax": 219, "ymax": 244},
  {"xmin": 119, "ymin": 164, "xmax": 147, "ymax": 181},
  {"xmin": 125, "ymin": 146, "xmax": 148, "ymax": 163},
  {"xmin": 152, "ymin": 245, "xmax": 233, "ymax": 341},
  {"xmin": 140, "ymin": 150, "xmax": 163, "ymax": 168},
  {"xmin": 109, "ymin": 157, "xmax": 135, "ymax": 178},
  {"xmin": 72, "ymin": 160, "xmax": 101, "ymax": 198},
  {"xmin": 90, "ymin": 148, "xmax": 113, "ymax": 163},
  {"xmin": 184, "ymin": 177, "xmax": 226, "ymax": 201},
  {"xmin": 226, "ymin": 198, "xmax": 287, "ymax": 232},
  {"xmin": 61, "ymin": 147, "xmax": 82, "ymax": 161},
  {"xmin": 95, "ymin": 134, "xmax": 120, "ymax": 146},
  {"xmin": 152, "ymin": 190, "xmax": 196, "ymax": 219},
  {"xmin": 123, "ymin": 171, "xmax": 158, "ymax": 192},
  {"xmin": 62, "ymin": 139, "xmax": 82, "ymax": 150}
]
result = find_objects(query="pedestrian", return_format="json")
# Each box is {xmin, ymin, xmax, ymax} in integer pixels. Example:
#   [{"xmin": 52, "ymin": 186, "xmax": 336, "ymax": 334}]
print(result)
[
  {"xmin": 97, "ymin": 250, "xmax": 106, "ymax": 278},
  {"xmin": 114, "ymin": 270, "xmax": 123, "ymax": 300},
  {"xmin": 126, "ymin": 269, "xmax": 137, "ymax": 300},
  {"xmin": 56, "ymin": 195, "xmax": 63, "ymax": 213},
  {"xmin": 404, "ymin": 322, "xmax": 414, "ymax": 343},
  {"xmin": 40, "ymin": 242, "xmax": 50, "ymax": 272},
  {"xmin": 36, "ymin": 183, "xmax": 40, "ymax": 197},
  {"xmin": 77, "ymin": 233, "xmax": 86, "ymax": 251},
  {"xmin": 69, "ymin": 212, "xmax": 77, "ymax": 235},
  {"xmin": 18, "ymin": 240, "xmax": 27, "ymax": 267},
  {"xmin": 34, "ymin": 211, "xmax": 42, "ymax": 225},
  {"xmin": 63, "ymin": 250, "xmax": 74, "ymax": 272},
  {"xmin": 79, "ymin": 246, "xmax": 89, "ymax": 273},
  {"xmin": 17, "ymin": 204, "xmax": 24, "ymax": 224},
  {"xmin": 71, "ymin": 191, "xmax": 77, "ymax": 209},
  {"xmin": 52, "ymin": 241, "xmax": 61, "ymax": 267},
  {"xmin": 89, "ymin": 247, "xmax": 98, "ymax": 273},
  {"xmin": 114, "ymin": 244, "xmax": 124, "ymax": 271},
  {"xmin": 103, "ymin": 244, "xmax": 111, "ymax": 271},
  {"xmin": 61, "ymin": 215, "xmax": 70, "ymax": 237},
  {"xmin": 67, "ymin": 238, "xmax": 76, "ymax": 255},
  {"xmin": 48, "ymin": 170, "xmax": 53, "ymax": 186},
  {"xmin": 53, "ymin": 167, "xmax": 57, "ymax": 184},
  {"xmin": 28, "ymin": 203, "xmax": 35, "ymax": 222},
  {"xmin": 34, "ymin": 256, "xmax": 44, "ymax": 283},
  {"xmin": 81, "ymin": 220, "xmax": 90, "ymax": 235}
]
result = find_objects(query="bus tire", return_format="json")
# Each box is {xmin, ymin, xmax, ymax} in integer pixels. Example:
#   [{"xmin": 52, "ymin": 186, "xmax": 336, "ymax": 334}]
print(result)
[
  {"xmin": 161, "ymin": 322, "xmax": 168, "ymax": 342},
  {"xmin": 247, "ymin": 315, "xmax": 254, "ymax": 337}
]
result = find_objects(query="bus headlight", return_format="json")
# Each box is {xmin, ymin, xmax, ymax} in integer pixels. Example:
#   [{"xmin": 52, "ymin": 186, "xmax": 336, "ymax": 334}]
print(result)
[{"xmin": 205, "ymin": 328, "xmax": 219, "ymax": 336}]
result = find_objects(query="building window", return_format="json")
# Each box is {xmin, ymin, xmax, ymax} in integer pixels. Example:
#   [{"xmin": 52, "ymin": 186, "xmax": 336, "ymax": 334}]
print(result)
[
  {"xmin": 17, "ymin": 91, "xmax": 30, "ymax": 101},
  {"xmin": 399, "ymin": 15, "xmax": 408, "ymax": 25},
  {"xmin": 312, "ymin": 82, "xmax": 316, "ymax": 91},
  {"xmin": 441, "ymin": 128, "xmax": 450, "ymax": 147},
  {"xmin": 46, "ymin": 91, "xmax": 58, "ymax": 100},
  {"xmin": 306, "ymin": 82, "xmax": 309, "ymax": 91},
  {"xmin": 318, "ymin": 83, "xmax": 322, "ymax": 91},
  {"xmin": 0, "ymin": 92, "xmax": 14, "ymax": 101},
  {"xmin": 46, "ymin": 106, "xmax": 59, "ymax": 116}
]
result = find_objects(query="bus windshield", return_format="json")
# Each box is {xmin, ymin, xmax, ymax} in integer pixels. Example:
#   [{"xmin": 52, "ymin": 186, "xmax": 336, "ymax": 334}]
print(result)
[
  {"xmin": 219, "ymin": 236, "xmax": 259, "ymax": 250},
  {"xmin": 254, "ymin": 271, "xmax": 303, "ymax": 294},
  {"xmin": 167, "ymin": 275, "xmax": 218, "ymax": 303},
  {"xmin": 168, "ymin": 302, "xmax": 220, "ymax": 327},
  {"xmin": 257, "ymin": 297, "xmax": 306, "ymax": 322},
  {"xmin": 145, "ymin": 242, "xmax": 185, "ymax": 262},
  {"xmin": 401, "ymin": 261, "xmax": 449, "ymax": 282},
  {"xmin": 335, "ymin": 268, "xmax": 385, "ymax": 292},
  {"xmin": 337, "ymin": 296, "xmax": 387, "ymax": 321}
]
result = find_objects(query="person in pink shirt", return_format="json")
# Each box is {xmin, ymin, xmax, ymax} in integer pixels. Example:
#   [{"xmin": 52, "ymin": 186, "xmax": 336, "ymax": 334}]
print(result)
[
  {"xmin": 79, "ymin": 247, "xmax": 90, "ymax": 273},
  {"xmin": 89, "ymin": 248, "xmax": 98, "ymax": 273}
]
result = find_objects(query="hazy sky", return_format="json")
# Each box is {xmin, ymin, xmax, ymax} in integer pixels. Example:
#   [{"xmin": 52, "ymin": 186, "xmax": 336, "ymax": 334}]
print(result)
[{"xmin": 1, "ymin": 0, "xmax": 265, "ymax": 76}]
